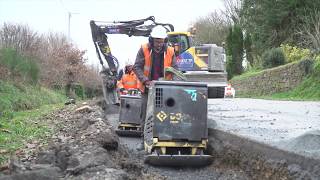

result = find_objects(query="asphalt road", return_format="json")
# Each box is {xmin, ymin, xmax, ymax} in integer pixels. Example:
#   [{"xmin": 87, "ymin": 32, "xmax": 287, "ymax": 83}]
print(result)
[{"xmin": 208, "ymin": 98, "xmax": 320, "ymax": 159}]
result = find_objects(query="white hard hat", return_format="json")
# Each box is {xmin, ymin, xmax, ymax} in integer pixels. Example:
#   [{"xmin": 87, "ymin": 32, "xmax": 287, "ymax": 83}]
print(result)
[{"xmin": 150, "ymin": 26, "xmax": 167, "ymax": 39}]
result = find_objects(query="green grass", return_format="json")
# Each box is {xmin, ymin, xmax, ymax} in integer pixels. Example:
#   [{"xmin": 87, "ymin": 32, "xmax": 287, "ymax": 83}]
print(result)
[
  {"xmin": 0, "ymin": 103, "xmax": 64, "ymax": 165},
  {"xmin": 234, "ymin": 75, "xmax": 320, "ymax": 101},
  {"xmin": 0, "ymin": 80, "xmax": 66, "ymax": 112},
  {"xmin": 231, "ymin": 61, "xmax": 304, "ymax": 82},
  {"xmin": 231, "ymin": 68, "xmax": 263, "ymax": 81},
  {"xmin": 0, "ymin": 80, "xmax": 67, "ymax": 165},
  {"xmin": 270, "ymin": 75, "xmax": 320, "ymax": 100},
  {"xmin": 232, "ymin": 58, "xmax": 320, "ymax": 101}
]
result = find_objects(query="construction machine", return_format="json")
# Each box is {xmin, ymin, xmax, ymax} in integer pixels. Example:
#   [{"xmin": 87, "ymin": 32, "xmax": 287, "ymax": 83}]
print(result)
[
  {"xmin": 167, "ymin": 32, "xmax": 227, "ymax": 98},
  {"xmin": 90, "ymin": 16, "xmax": 226, "ymax": 105},
  {"xmin": 116, "ymin": 89, "xmax": 143, "ymax": 137},
  {"xmin": 90, "ymin": 16, "xmax": 174, "ymax": 137},
  {"xmin": 143, "ymin": 81, "xmax": 212, "ymax": 166},
  {"xmin": 90, "ymin": 16, "xmax": 226, "ymax": 166}
]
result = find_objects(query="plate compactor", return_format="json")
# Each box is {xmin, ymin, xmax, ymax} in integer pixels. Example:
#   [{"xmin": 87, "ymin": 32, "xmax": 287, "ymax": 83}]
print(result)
[
  {"xmin": 144, "ymin": 81, "xmax": 212, "ymax": 166},
  {"xmin": 116, "ymin": 90, "xmax": 143, "ymax": 137}
]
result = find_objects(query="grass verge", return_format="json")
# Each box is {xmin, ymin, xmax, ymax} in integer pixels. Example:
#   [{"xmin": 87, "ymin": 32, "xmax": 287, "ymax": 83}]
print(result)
[
  {"xmin": 232, "ymin": 58, "xmax": 320, "ymax": 101},
  {"xmin": 270, "ymin": 75, "xmax": 320, "ymax": 101},
  {"xmin": 0, "ymin": 80, "xmax": 67, "ymax": 165},
  {"xmin": 0, "ymin": 103, "xmax": 64, "ymax": 165},
  {"xmin": 0, "ymin": 80, "xmax": 66, "ymax": 112}
]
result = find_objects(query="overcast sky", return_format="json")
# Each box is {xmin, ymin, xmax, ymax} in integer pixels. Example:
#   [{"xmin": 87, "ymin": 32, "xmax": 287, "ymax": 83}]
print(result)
[{"xmin": 0, "ymin": 0, "xmax": 225, "ymax": 68}]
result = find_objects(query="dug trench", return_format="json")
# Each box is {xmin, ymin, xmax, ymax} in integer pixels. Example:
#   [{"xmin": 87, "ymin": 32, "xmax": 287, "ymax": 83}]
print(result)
[{"xmin": 0, "ymin": 99, "xmax": 319, "ymax": 179}]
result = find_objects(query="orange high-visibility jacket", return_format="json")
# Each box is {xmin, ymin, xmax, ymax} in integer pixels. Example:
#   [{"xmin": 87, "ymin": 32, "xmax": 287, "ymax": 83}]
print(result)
[
  {"xmin": 138, "ymin": 43, "xmax": 174, "ymax": 92},
  {"xmin": 117, "ymin": 71, "xmax": 139, "ymax": 90}
]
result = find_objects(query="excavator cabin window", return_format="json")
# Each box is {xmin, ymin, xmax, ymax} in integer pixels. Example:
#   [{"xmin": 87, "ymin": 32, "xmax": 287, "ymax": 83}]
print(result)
[{"xmin": 168, "ymin": 34, "xmax": 190, "ymax": 55}]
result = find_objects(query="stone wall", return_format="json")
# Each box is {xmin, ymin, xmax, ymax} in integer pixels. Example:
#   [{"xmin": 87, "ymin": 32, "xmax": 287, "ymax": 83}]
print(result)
[{"xmin": 230, "ymin": 59, "xmax": 314, "ymax": 96}]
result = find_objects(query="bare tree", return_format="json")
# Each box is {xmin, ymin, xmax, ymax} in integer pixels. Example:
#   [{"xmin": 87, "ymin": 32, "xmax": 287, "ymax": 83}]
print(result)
[
  {"xmin": 222, "ymin": 0, "xmax": 242, "ymax": 24},
  {"xmin": 192, "ymin": 10, "xmax": 229, "ymax": 45},
  {"xmin": 297, "ymin": 10, "xmax": 320, "ymax": 53},
  {"xmin": 0, "ymin": 22, "xmax": 102, "ymax": 97},
  {"xmin": 0, "ymin": 23, "xmax": 41, "ymax": 55}
]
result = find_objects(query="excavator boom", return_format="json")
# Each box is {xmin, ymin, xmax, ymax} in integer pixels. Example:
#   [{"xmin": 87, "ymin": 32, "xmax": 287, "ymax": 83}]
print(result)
[{"xmin": 90, "ymin": 16, "xmax": 174, "ymax": 105}]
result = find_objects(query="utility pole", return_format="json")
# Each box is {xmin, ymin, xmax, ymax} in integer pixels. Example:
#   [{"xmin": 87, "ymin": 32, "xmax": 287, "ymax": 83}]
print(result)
[{"xmin": 68, "ymin": 12, "xmax": 79, "ymax": 41}]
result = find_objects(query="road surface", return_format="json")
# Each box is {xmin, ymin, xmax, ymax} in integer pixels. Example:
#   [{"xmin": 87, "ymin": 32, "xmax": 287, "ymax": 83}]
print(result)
[{"xmin": 208, "ymin": 98, "xmax": 320, "ymax": 159}]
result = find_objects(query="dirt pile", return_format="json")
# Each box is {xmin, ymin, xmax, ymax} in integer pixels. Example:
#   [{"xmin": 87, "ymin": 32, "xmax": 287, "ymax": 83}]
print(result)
[{"xmin": 0, "ymin": 100, "xmax": 146, "ymax": 180}]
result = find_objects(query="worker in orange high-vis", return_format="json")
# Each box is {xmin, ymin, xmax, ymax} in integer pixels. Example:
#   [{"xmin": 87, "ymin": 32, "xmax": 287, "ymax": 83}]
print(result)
[
  {"xmin": 133, "ymin": 25, "xmax": 177, "ymax": 124},
  {"xmin": 117, "ymin": 64, "xmax": 139, "ymax": 94}
]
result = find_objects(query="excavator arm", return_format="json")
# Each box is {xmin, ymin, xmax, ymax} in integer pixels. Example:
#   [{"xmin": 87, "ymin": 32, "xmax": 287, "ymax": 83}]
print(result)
[{"xmin": 90, "ymin": 16, "xmax": 174, "ymax": 105}]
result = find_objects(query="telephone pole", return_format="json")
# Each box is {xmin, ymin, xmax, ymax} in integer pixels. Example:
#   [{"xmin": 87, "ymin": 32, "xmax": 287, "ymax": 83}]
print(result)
[{"xmin": 68, "ymin": 12, "xmax": 79, "ymax": 41}]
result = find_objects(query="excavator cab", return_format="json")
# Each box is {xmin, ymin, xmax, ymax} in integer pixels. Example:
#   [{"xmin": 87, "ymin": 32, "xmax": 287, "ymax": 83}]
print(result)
[
  {"xmin": 167, "ymin": 32, "xmax": 192, "ymax": 55},
  {"xmin": 167, "ymin": 31, "xmax": 227, "ymax": 98}
]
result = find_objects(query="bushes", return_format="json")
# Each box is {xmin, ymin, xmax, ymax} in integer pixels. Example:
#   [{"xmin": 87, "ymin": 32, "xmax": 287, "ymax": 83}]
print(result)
[
  {"xmin": 314, "ymin": 55, "xmax": 320, "ymax": 76},
  {"xmin": 0, "ymin": 80, "xmax": 65, "ymax": 112},
  {"xmin": 0, "ymin": 48, "xmax": 39, "ymax": 83},
  {"xmin": 0, "ymin": 23, "xmax": 101, "ymax": 96},
  {"xmin": 262, "ymin": 48, "xmax": 285, "ymax": 68},
  {"xmin": 281, "ymin": 44, "xmax": 311, "ymax": 63}
]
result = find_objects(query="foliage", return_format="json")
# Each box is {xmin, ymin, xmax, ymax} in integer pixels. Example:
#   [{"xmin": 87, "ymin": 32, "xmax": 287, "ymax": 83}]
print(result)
[
  {"xmin": 0, "ymin": 48, "xmax": 39, "ymax": 83},
  {"xmin": 226, "ymin": 56, "xmax": 233, "ymax": 79},
  {"xmin": 313, "ymin": 55, "xmax": 320, "ymax": 76},
  {"xmin": 73, "ymin": 84, "xmax": 85, "ymax": 99},
  {"xmin": 231, "ymin": 57, "xmax": 320, "ymax": 100},
  {"xmin": 0, "ymin": 23, "xmax": 40, "ymax": 54},
  {"xmin": 297, "ymin": 10, "xmax": 320, "ymax": 53},
  {"xmin": 280, "ymin": 44, "xmax": 311, "ymax": 63},
  {"xmin": 0, "ymin": 80, "xmax": 65, "ymax": 113},
  {"xmin": 240, "ymin": 0, "xmax": 320, "ymax": 67},
  {"xmin": 0, "ymin": 23, "xmax": 102, "ymax": 97},
  {"xmin": 231, "ymin": 67, "xmax": 263, "ymax": 81},
  {"xmin": 0, "ymin": 80, "xmax": 66, "ymax": 164},
  {"xmin": 262, "ymin": 48, "xmax": 285, "ymax": 69},
  {"xmin": 192, "ymin": 11, "xmax": 229, "ymax": 46},
  {"xmin": 271, "ymin": 75, "xmax": 320, "ymax": 100},
  {"xmin": 243, "ymin": 33, "xmax": 254, "ymax": 67},
  {"xmin": 226, "ymin": 24, "xmax": 244, "ymax": 79}
]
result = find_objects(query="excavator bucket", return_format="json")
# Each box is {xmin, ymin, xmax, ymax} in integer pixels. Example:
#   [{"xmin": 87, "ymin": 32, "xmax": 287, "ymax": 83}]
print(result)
[
  {"xmin": 143, "ymin": 81, "xmax": 212, "ymax": 166},
  {"xmin": 116, "ymin": 94, "xmax": 143, "ymax": 137}
]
